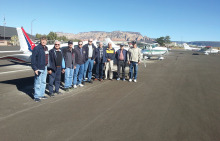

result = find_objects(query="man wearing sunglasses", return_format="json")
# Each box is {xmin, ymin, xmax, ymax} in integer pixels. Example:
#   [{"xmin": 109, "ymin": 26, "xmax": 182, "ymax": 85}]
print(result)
[
  {"xmin": 73, "ymin": 41, "xmax": 86, "ymax": 88},
  {"xmin": 47, "ymin": 40, "xmax": 65, "ymax": 96},
  {"xmin": 83, "ymin": 39, "xmax": 97, "ymax": 84}
]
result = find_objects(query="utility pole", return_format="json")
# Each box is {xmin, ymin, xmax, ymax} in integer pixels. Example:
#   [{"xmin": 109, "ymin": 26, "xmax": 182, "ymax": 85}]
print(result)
[
  {"xmin": 3, "ymin": 16, "xmax": 6, "ymax": 40},
  {"xmin": 31, "ymin": 19, "xmax": 36, "ymax": 37}
]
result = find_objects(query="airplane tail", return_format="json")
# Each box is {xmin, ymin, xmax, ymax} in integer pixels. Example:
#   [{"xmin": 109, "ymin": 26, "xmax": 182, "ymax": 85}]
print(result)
[
  {"xmin": 105, "ymin": 38, "xmax": 118, "ymax": 48},
  {"xmin": 17, "ymin": 27, "xmax": 35, "ymax": 53},
  {"xmin": 183, "ymin": 43, "xmax": 191, "ymax": 50}
]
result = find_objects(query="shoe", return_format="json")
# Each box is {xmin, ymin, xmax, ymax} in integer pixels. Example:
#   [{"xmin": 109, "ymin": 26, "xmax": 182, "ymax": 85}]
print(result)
[
  {"xmin": 129, "ymin": 79, "xmax": 132, "ymax": 82},
  {"xmin": 73, "ymin": 85, "xmax": 77, "ymax": 89},
  {"xmin": 55, "ymin": 91, "xmax": 62, "ymax": 95},
  {"xmin": 99, "ymin": 79, "xmax": 103, "ymax": 81},
  {"xmin": 40, "ymin": 96, "xmax": 48, "ymax": 99},
  {"xmin": 78, "ymin": 84, "xmax": 84, "ymax": 87},
  {"xmin": 88, "ymin": 80, "xmax": 93, "ymax": 84},
  {"xmin": 94, "ymin": 78, "xmax": 98, "ymax": 81},
  {"xmin": 117, "ymin": 78, "xmax": 120, "ymax": 81},
  {"xmin": 133, "ymin": 79, "xmax": 137, "ymax": 82},
  {"xmin": 69, "ymin": 86, "xmax": 74, "ymax": 90},
  {"xmin": 122, "ymin": 78, "xmax": 126, "ymax": 81},
  {"xmin": 82, "ymin": 81, "xmax": 85, "ymax": 85},
  {"xmin": 64, "ymin": 88, "xmax": 69, "ymax": 91},
  {"xmin": 109, "ymin": 79, "xmax": 113, "ymax": 81},
  {"xmin": 34, "ymin": 98, "xmax": 41, "ymax": 102},
  {"xmin": 49, "ymin": 93, "xmax": 55, "ymax": 97}
]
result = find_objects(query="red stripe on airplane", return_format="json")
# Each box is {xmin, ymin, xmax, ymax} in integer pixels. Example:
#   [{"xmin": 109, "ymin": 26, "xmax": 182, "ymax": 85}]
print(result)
[{"xmin": 0, "ymin": 57, "xmax": 27, "ymax": 63}]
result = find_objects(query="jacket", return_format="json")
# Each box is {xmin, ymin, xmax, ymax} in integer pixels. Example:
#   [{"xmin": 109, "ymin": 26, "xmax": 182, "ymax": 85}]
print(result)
[
  {"xmin": 127, "ymin": 47, "xmax": 142, "ymax": 63},
  {"xmin": 63, "ymin": 47, "xmax": 75, "ymax": 69},
  {"xmin": 83, "ymin": 44, "xmax": 97, "ymax": 60},
  {"xmin": 105, "ymin": 47, "xmax": 115, "ymax": 61},
  {"xmin": 31, "ymin": 44, "xmax": 48, "ymax": 71},
  {"xmin": 48, "ymin": 48, "xmax": 65, "ymax": 72},
  {"xmin": 116, "ymin": 49, "xmax": 127, "ymax": 62},
  {"xmin": 95, "ymin": 47, "xmax": 106, "ymax": 63},
  {"xmin": 74, "ymin": 46, "xmax": 87, "ymax": 65}
]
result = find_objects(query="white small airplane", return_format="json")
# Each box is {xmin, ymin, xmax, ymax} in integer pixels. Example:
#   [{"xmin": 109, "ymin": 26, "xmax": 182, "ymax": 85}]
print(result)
[
  {"xmin": 183, "ymin": 43, "xmax": 201, "ymax": 51},
  {"xmin": 183, "ymin": 43, "xmax": 219, "ymax": 55},
  {"xmin": 0, "ymin": 27, "xmax": 97, "ymax": 62},
  {"xmin": 141, "ymin": 43, "xmax": 168, "ymax": 60}
]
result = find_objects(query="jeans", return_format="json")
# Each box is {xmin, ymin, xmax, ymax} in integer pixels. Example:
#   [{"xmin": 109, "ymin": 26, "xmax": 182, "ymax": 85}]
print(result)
[
  {"xmin": 105, "ymin": 60, "xmax": 113, "ymax": 79},
  {"xmin": 83, "ymin": 59, "xmax": 94, "ymax": 81},
  {"xmin": 64, "ymin": 67, "xmax": 74, "ymax": 88},
  {"xmin": 73, "ymin": 64, "xmax": 84, "ymax": 85},
  {"xmin": 129, "ymin": 61, "xmax": 138, "ymax": 79},
  {"xmin": 48, "ymin": 67, "xmax": 62, "ymax": 94},
  {"xmin": 34, "ymin": 66, "xmax": 47, "ymax": 99},
  {"xmin": 95, "ymin": 59, "xmax": 104, "ymax": 79},
  {"xmin": 117, "ymin": 60, "xmax": 126, "ymax": 79}
]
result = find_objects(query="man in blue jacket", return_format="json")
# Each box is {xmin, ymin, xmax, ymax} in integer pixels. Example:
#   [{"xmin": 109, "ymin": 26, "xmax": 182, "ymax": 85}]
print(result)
[
  {"xmin": 94, "ymin": 42, "xmax": 106, "ymax": 81},
  {"xmin": 47, "ymin": 40, "xmax": 65, "ymax": 96},
  {"xmin": 116, "ymin": 44, "xmax": 127, "ymax": 81},
  {"xmin": 73, "ymin": 41, "xmax": 86, "ymax": 88},
  {"xmin": 83, "ymin": 39, "xmax": 97, "ymax": 84},
  {"xmin": 31, "ymin": 36, "xmax": 49, "ymax": 102}
]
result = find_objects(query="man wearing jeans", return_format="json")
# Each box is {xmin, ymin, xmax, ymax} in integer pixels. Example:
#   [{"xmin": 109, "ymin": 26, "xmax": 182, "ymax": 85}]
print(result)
[
  {"xmin": 127, "ymin": 41, "xmax": 141, "ymax": 82},
  {"xmin": 63, "ymin": 40, "xmax": 76, "ymax": 91},
  {"xmin": 116, "ymin": 44, "xmax": 127, "ymax": 81},
  {"xmin": 31, "ymin": 36, "xmax": 49, "ymax": 102},
  {"xmin": 73, "ymin": 41, "xmax": 86, "ymax": 88},
  {"xmin": 83, "ymin": 39, "xmax": 97, "ymax": 84}
]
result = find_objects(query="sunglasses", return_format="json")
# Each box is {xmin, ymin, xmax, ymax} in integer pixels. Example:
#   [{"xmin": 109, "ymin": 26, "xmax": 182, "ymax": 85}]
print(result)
[
  {"xmin": 78, "ymin": 44, "xmax": 83, "ymax": 45},
  {"xmin": 55, "ymin": 44, "xmax": 60, "ymax": 45},
  {"xmin": 89, "ymin": 41, "xmax": 92, "ymax": 42}
]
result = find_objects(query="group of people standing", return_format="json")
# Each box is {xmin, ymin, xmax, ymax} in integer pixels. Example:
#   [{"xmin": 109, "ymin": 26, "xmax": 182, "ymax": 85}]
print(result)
[{"xmin": 31, "ymin": 37, "xmax": 141, "ymax": 102}]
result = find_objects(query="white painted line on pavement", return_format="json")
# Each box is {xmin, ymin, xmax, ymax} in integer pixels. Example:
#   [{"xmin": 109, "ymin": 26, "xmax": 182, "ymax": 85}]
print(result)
[{"xmin": 0, "ymin": 69, "xmax": 32, "ymax": 75}]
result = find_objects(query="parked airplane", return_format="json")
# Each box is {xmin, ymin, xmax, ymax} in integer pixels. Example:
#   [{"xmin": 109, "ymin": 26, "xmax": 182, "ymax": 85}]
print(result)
[
  {"xmin": 183, "ymin": 43, "xmax": 200, "ymax": 51},
  {"xmin": 183, "ymin": 43, "xmax": 219, "ymax": 55},
  {"xmin": 141, "ymin": 43, "xmax": 168, "ymax": 60},
  {"xmin": 0, "ymin": 27, "xmax": 96, "ymax": 62}
]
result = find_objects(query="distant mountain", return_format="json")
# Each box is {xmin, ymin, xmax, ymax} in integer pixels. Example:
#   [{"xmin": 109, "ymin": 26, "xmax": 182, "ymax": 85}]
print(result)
[{"xmin": 56, "ymin": 31, "xmax": 154, "ymax": 42}]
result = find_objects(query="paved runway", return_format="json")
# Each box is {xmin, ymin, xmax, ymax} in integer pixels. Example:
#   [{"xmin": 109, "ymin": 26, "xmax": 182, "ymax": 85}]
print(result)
[{"xmin": 0, "ymin": 49, "xmax": 220, "ymax": 141}]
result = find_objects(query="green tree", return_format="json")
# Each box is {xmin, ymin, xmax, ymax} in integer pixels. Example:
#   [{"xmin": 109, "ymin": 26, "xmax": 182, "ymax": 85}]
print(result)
[
  {"xmin": 155, "ymin": 36, "xmax": 171, "ymax": 46},
  {"xmin": 47, "ymin": 32, "xmax": 57, "ymax": 40},
  {"xmin": 155, "ymin": 37, "xmax": 165, "ymax": 46},
  {"xmin": 35, "ymin": 33, "xmax": 42, "ymax": 39},
  {"xmin": 164, "ymin": 36, "xmax": 171, "ymax": 44}
]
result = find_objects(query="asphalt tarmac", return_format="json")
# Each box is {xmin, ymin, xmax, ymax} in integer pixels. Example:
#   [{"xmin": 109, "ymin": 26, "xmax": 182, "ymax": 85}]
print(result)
[{"xmin": 0, "ymin": 49, "xmax": 220, "ymax": 141}]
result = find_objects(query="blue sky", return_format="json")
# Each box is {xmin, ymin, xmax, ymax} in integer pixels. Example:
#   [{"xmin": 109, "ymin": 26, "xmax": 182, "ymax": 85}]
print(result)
[{"xmin": 0, "ymin": 0, "xmax": 219, "ymax": 41}]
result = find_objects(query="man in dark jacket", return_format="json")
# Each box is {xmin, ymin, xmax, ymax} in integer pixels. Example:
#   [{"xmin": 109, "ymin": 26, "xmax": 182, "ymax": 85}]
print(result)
[
  {"xmin": 83, "ymin": 39, "xmax": 97, "ymax": 84},
  {"xmin": 105, "ymin": 42, "xmax": 115, "ymax": 80},
  {"xmin": 48, "ymin": 40, "xmax": 65, "ymax": 96},
  {"xmin": 73, "ymin": 41, "xmax": 86, "ymax": 88},
  {"xmin": 63, "ymin": 41, "xmax": 76, "ymax": 91},
  {"xmin": 116, "ymin": 44, "xmax": 127, "ymax": 81},
  {"xmin": 94, "ymin": 42, "xmax": 106, "ymax": 81},
  {"xmin": 31, "ymin": 36, "xmax": 49, "ymax": 102}
]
